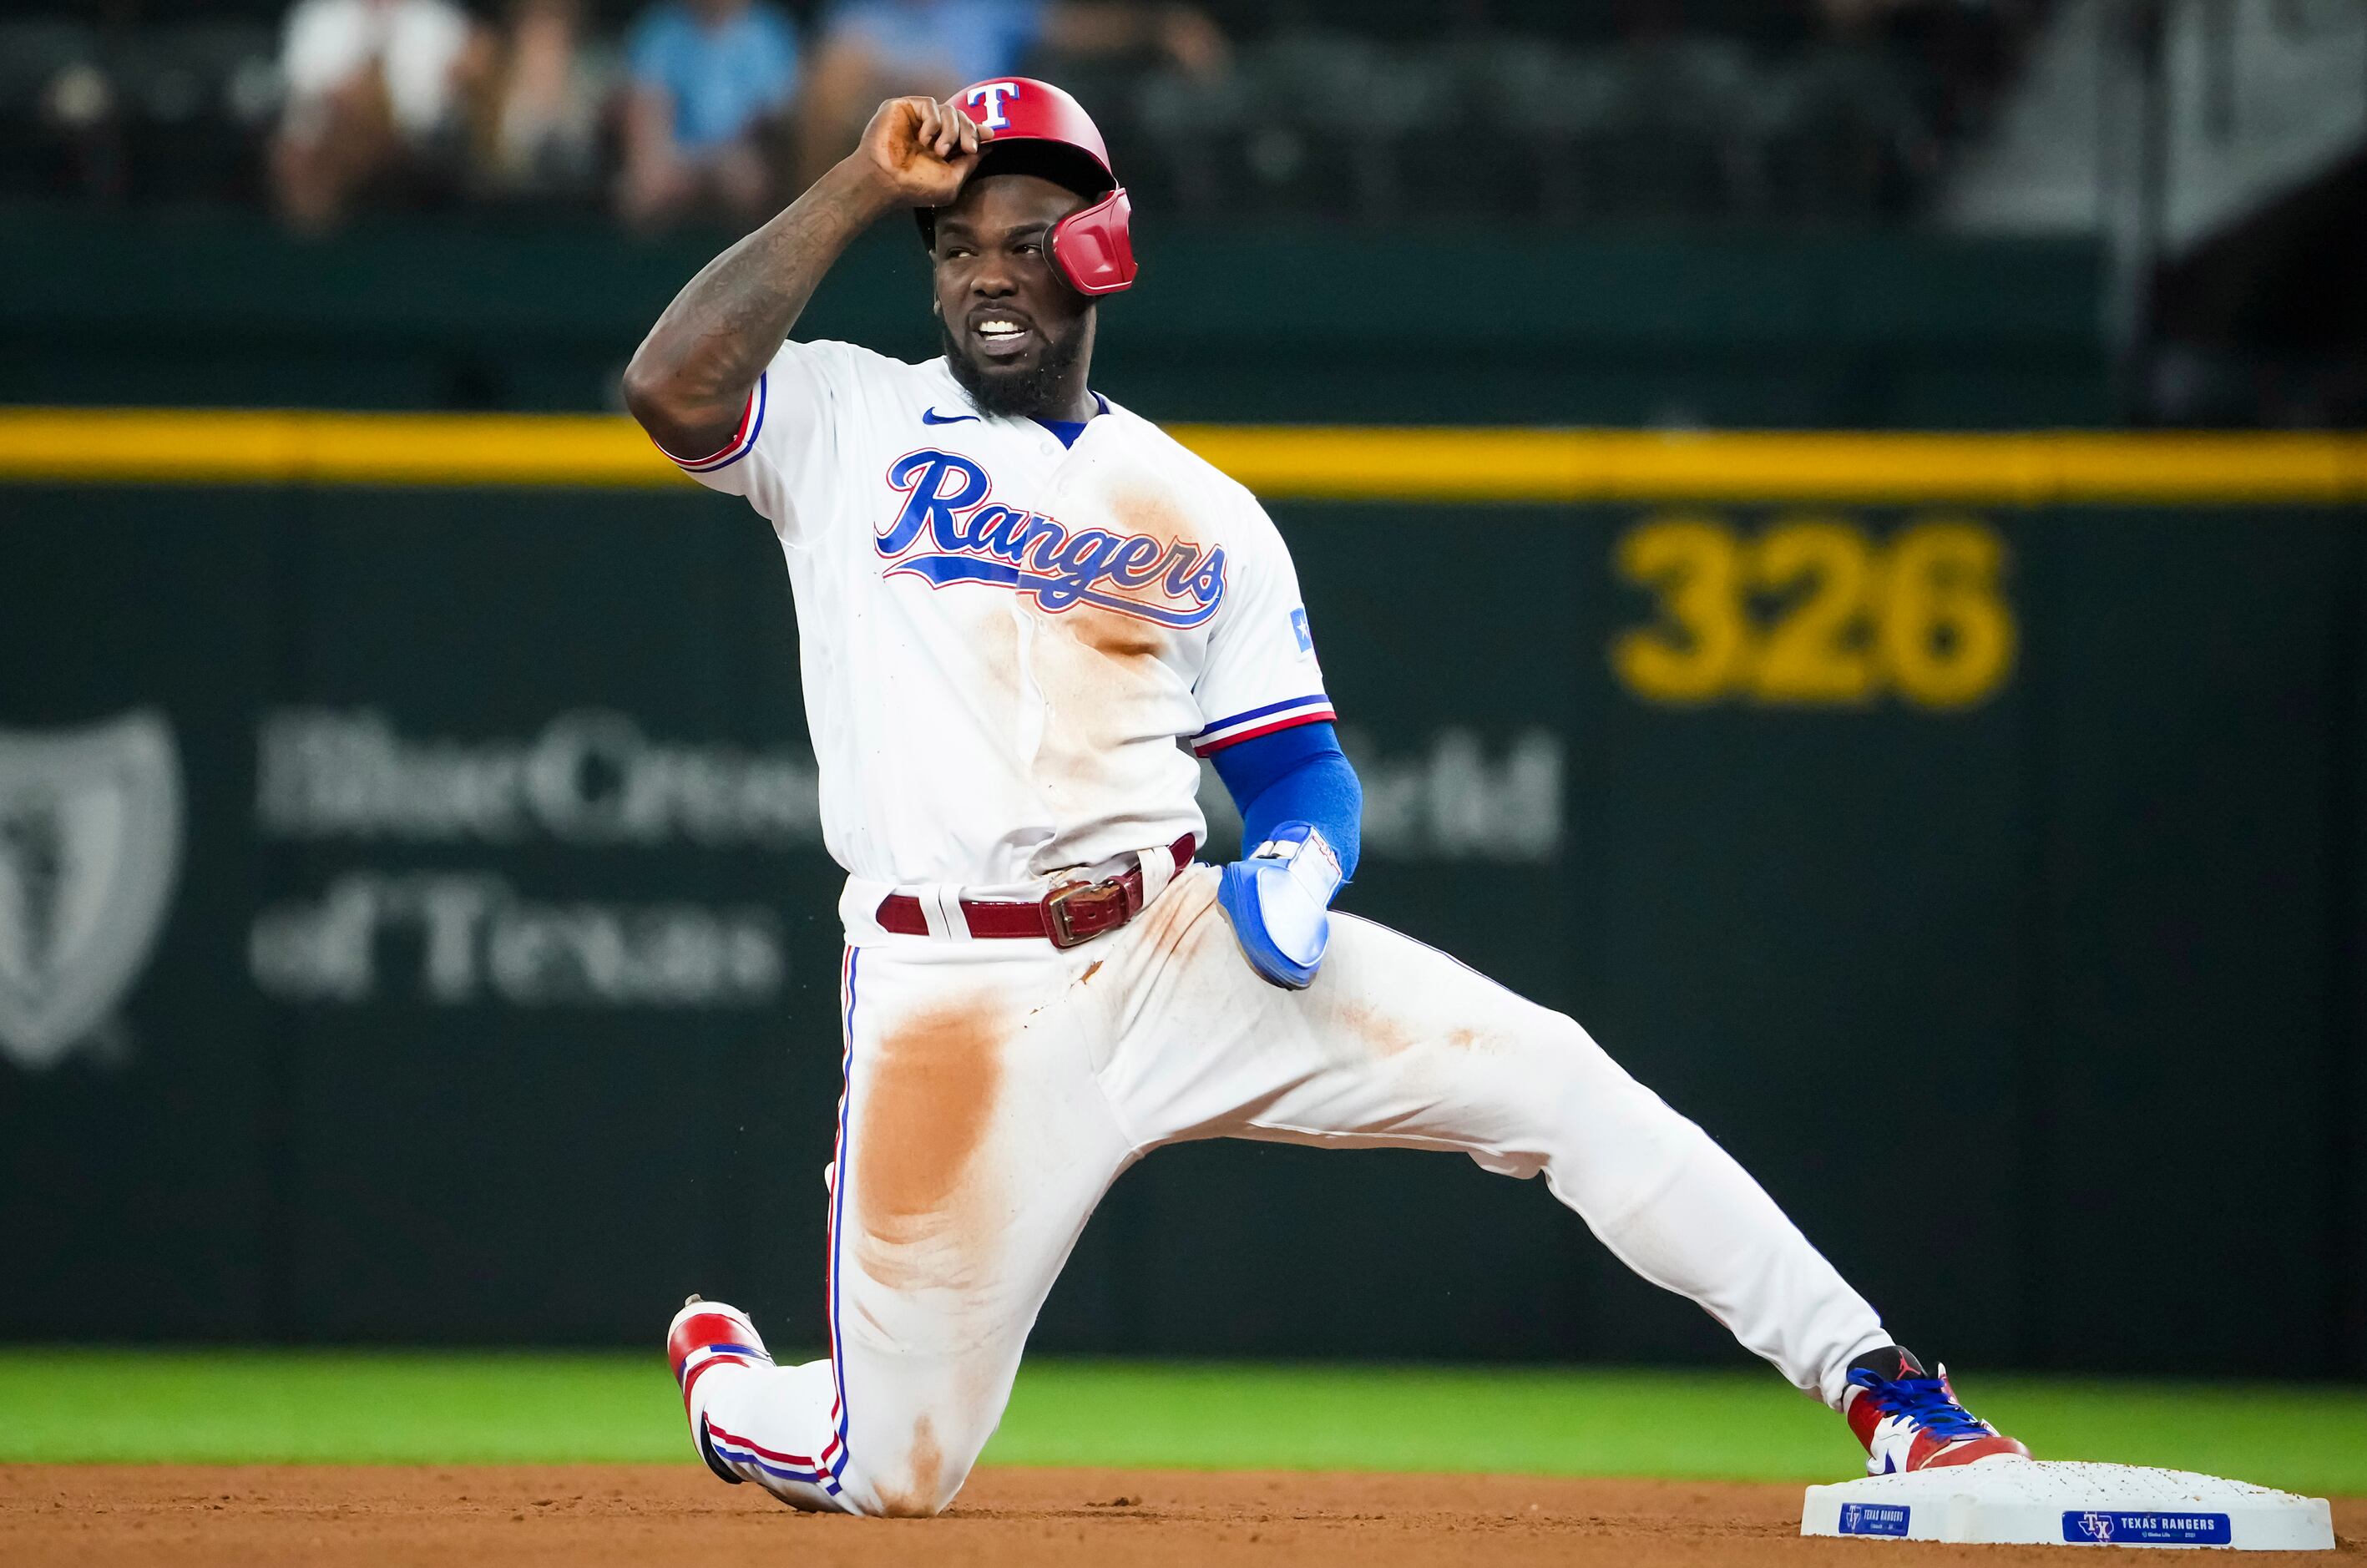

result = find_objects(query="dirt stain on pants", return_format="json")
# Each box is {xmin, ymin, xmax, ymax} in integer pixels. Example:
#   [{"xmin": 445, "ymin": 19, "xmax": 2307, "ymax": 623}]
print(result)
[
  {"xmin": 872, "ymin": 1415, "xmax": 943, "ymax": 1518},
  {"xmin": 853, "ymin": 999, "xmax": 1007, "ymax": 1293}
]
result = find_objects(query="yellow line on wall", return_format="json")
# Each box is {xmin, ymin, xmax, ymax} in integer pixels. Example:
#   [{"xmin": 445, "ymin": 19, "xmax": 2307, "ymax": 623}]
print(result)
[
  {"xmin": 0, "ymin": 409, "xmax": 681, "ymax": 488},
  {"xmin": 1178, "ymin": 427, "xmax": 2367, "ymax": 503},
  {"xmin": 2, "ymin": 408, "xmax": 2365, "ymax": 503}
]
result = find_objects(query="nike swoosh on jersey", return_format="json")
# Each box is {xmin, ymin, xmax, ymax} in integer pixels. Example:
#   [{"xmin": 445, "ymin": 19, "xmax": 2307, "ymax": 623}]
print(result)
[{"xmin": 921, "ymin": 407, "xmax": 980, "ymax": 425}]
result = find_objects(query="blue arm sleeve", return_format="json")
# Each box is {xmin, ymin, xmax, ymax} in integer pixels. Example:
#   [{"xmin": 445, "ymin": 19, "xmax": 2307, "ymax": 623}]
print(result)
[{"xmin": 1209, "ymin": 721, "xmax": 1363, "ymax": 881}]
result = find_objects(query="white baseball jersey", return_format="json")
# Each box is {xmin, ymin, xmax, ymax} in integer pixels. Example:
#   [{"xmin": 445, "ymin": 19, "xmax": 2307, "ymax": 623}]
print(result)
[
  {"xmin": 652, "ymin": 338, "xmax": 1890, "ymax": 1530},
  {"xmin": 660, "ymin": 340, "xmax": 1333, "ymax": 889}
]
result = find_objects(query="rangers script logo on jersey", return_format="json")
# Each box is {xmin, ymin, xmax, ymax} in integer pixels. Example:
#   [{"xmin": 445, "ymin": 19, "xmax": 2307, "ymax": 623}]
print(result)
[{"xmin": 878, "ymin": 448, "xmax": 1228, "ymax": 627}]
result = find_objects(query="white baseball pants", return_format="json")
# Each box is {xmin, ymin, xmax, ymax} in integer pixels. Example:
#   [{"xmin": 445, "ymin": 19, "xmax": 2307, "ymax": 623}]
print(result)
[{"xmin": 690, "ymin": 866, "xmax": 1889, "ymax": 1516}]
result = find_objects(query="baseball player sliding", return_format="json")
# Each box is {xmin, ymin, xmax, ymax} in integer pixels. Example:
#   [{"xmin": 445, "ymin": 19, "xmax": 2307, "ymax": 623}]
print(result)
[{"xmin": 624, "ymin": 78, "xmax": 2027, "ymax": 1518}]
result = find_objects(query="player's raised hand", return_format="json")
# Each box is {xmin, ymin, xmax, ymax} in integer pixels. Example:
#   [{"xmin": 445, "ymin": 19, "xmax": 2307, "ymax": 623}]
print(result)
[{"xmin": 857, "ymin": 95, "xmax": 991, "ymax": 207}]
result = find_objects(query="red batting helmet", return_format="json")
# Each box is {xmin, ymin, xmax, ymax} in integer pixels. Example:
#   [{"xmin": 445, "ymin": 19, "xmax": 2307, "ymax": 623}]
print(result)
[{"xmin": 915, "ymin": 77, "xmax": 1137, "ymax": 297}]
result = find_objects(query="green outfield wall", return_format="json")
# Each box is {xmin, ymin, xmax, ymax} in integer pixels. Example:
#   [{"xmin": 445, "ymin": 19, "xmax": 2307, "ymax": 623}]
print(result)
[
  {"xmin": 0, "ymin": 209, "xmax": 2106, "ymax": 427},
  {"xmin": 0, "ymin": 420, "xmax": 2361, "ymax": 1381}
]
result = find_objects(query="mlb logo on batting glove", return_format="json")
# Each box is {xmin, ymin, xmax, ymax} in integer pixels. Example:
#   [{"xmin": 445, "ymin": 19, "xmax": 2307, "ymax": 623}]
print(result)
[{"xmin": 1217, "ymin": 822, "xmax": 1343, "ymax": 990}]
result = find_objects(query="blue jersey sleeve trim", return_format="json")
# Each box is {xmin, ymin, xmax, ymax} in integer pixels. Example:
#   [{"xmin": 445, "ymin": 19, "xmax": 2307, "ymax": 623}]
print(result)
[
  {"xmin": 1191, "ymin": 692, "xmax": 1335, "ymax": 755},
  {"xmin": 656, "ymin": 373, "xmax": 767, "ymax": 473}
]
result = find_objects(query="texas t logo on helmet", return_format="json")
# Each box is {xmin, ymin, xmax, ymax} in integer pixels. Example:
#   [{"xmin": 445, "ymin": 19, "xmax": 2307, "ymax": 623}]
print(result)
[
  {"xmin": 963, "ymin": 81, "xmax": 1023, "ymax": 129},
  {"xmin": 919, "ymin": 77, "xmax": 1137, "ymax": 298}
]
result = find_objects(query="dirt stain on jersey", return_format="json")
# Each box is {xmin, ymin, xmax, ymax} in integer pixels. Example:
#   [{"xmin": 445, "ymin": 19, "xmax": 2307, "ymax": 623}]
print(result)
[
  {"xmin": 1110, "ymin": 487, "xmax": 1194, "ymax": 552},
  {"xmin": 874, "ymin": 1416, "xmax": 943, "ymax": 1518},
  {"xmin": 854, "ymin": 999, "xmax": 1005, "ymax": 1292},
  {"xmin": 976, "ymin": 600, "xmax": 1019, "ymax": 683},
  {"xmin": 1073, "ymin": 604, "xmax": 1165, "ymax": 662},
  {"xmin": 1011, "ymin": 470, "xmax": 1218, "ymax": 866},
  {"xmin": 1047, "ymin": 604, "xmax": 1170, "ymax": 696},
  {"xmin": 1025, "ymin": 601, "xmax": 1177, "ymax": 834},
  {"xmin": 967, "ymin": 599, "xmax": 1023, "ymax": 736}
]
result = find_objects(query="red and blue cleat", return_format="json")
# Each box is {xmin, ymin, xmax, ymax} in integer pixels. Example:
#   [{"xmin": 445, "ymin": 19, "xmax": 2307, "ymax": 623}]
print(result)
[
  {"xmin": 665, "ymin": 1294, "xmax": 773, "ymax": 1484},
  {"xmin": 1844, "ymin": 1347, "xmax": 2030, "ymax": 1474}
]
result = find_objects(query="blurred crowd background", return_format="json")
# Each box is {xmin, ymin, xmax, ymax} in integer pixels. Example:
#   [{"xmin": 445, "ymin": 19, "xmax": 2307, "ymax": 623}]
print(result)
[
  {"xmin": 8, "ymin": 0, "xmax": 2036, "ymax": 229},
  {"xmin": 3, "ymin": 0, "xmax": 2364, "ymax": 426}
]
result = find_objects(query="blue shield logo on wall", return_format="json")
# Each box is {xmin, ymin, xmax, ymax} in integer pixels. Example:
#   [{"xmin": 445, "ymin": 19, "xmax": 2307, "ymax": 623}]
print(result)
[{"xmin": 0, "ymin": 712, "xmax": 182, "ymax": 1070}]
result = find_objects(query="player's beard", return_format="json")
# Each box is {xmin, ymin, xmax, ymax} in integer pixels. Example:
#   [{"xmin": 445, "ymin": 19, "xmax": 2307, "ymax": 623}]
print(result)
[{"xmin": 941, "ymin": 316, "xmax": 1089, "ymax": 420}]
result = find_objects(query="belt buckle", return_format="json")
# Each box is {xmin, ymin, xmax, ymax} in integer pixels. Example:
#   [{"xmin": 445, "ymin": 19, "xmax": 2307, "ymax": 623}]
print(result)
[{"xmin": 1044, "ymin": 878, "xmax": 1127, "ymax": 948}]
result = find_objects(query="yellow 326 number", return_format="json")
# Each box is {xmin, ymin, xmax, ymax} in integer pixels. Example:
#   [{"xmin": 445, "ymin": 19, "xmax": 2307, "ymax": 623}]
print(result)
[{"xmin": 1611, "ymin": 514, "xmax": 2015, "ymax": 710}]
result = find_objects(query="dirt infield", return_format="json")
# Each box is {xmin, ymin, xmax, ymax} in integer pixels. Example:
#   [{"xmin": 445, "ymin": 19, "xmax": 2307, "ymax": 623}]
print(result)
[{"xmin": 4, "ymin": 1464, "xmax": 2359, "ymax": 1565}]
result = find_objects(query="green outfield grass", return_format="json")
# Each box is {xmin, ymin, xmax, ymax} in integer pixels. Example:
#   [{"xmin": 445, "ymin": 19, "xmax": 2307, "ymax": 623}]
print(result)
[{"xmin": 3, "ymin": 1351, "xmax": 2362, "ymax": 1496}]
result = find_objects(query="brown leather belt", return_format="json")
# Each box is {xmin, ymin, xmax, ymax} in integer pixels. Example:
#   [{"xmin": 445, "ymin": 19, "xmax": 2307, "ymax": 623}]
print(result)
[{"xmin": 875, "ymin": 832, "xmax": 1197, "ymax": 948}]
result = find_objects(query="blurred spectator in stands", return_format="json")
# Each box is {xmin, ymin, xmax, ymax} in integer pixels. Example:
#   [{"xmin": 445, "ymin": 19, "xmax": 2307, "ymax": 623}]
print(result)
[
  {"xmin": 617, "ymin": 0, "xmax": 800, "ymax": 231},
  {"xmin": 794, "ymin": 0, "xmax": 1226, "ymax": 186},
  {"xmin": 271, "ymin": 0, "xmax": 488, "ymax": 232},
  {"xmin": 470, "ymin": 0, "xmax": 612, "ymax": 200}
]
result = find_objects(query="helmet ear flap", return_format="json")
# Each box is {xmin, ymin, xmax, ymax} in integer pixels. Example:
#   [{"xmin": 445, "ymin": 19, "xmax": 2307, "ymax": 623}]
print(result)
[{"xmin": 1049, "ymin": 187, "xmax": 1135, "ymax": 297}]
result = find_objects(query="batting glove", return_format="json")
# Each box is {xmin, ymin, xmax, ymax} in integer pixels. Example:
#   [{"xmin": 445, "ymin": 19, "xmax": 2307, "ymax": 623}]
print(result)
[{"xmin": 1216, "ymin": 822, "xmax": 1343, "ymax": 990}]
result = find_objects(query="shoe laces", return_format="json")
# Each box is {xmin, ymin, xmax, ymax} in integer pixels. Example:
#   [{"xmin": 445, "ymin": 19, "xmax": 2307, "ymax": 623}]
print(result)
[{"xmin": 1848, "ymin": 1368, "xmax": 1994, "ymax": 1443}]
